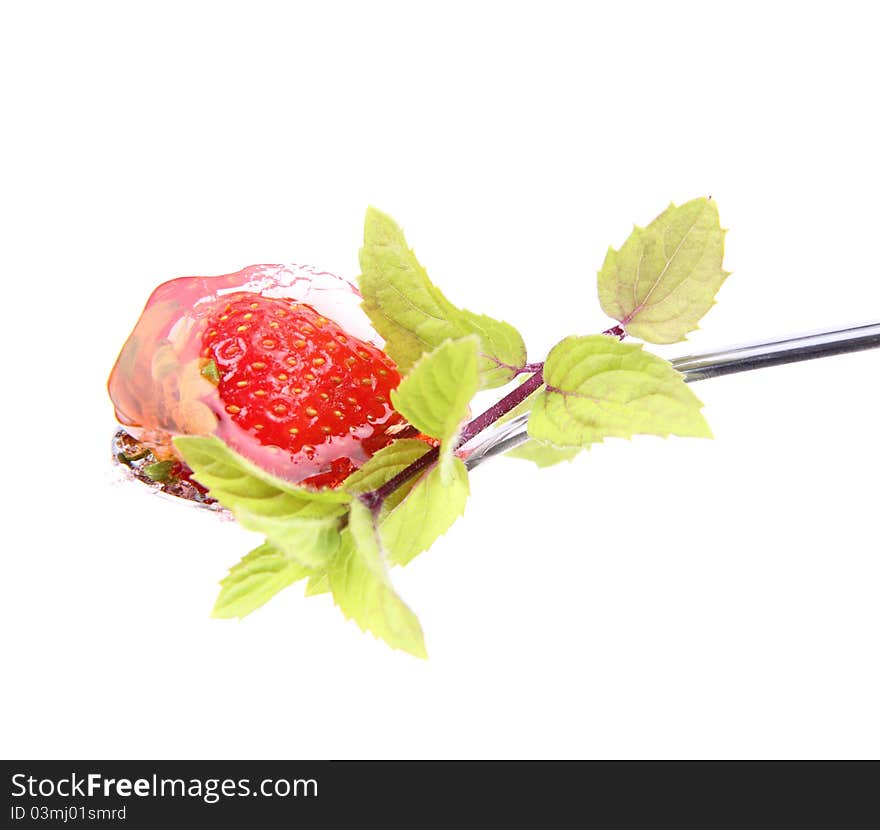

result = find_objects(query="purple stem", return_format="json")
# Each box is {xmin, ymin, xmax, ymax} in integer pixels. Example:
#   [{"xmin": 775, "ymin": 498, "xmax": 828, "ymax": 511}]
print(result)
[
  {"xmin": 359, "ymin": 321, "xmax": 632, "ymax": 511},
  {"xmin": 361, "ymin": 444, "xmax": 440, "ymax": 513},
  {"xmin": 456, "ymin": 369, "xmax": 544, "ymax": 445},
  {"xmin": 360, "ymin": 317, "xmax": 631, "ymax": 512},
  {"xmin": 359, "ymin": 365, "xmax": 546, "ymax": 513}
]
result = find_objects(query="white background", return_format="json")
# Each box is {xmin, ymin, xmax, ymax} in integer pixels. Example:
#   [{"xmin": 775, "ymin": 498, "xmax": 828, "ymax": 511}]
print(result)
[{"xmin": 2, "ymin": 2, "xmax": 878, "ymax": 760}]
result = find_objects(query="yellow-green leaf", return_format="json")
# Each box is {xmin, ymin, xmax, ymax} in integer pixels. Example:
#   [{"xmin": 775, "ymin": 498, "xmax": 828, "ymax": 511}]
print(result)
[
  {"xmin": 328, "ymin": 501, "xmax": 427, "ymax": 658},
  {"xmin": 380, "ymin": 457, "xmax": 469, "ymax": 566},
  {"xmin": 505, "ymin": 441, "xmax": 581, "ymax": 467},
  {"xmin": 528, "ymin": 335, "xmax": 712, "ymax": 448},
  {"xmin": 343, "ymin": 438, "xmax": 432, "ymax": 511},
  {"xmin": 390, "ymin": 337, "xmax": 479, "ymax": 480},
  {"xmin": 598, "ymin": 197, "xmax": 729, "ymax": 344},
  {"xmin": 212, "ymin": 543, "xmax": 314, "ymax": 619},
  {"xmin": 304, "ymin": 572, "xmax": 330, "ymax": 597},
  {"xmin": 174, "ymin": 436, "xmax": 350, "ymax": 568},
  {"xmin": 359, "ymin": 207, "xmax": 526, "ymax": 387}
]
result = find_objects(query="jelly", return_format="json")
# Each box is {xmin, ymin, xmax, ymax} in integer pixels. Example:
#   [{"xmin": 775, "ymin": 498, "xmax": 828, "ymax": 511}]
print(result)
[{"xmin": 108, "ymin": 264, "xmax": 404, "ymax": 484}]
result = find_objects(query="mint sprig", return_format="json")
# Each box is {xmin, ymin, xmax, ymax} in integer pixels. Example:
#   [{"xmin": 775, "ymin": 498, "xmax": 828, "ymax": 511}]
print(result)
[
  {"xmin": 390, "ymin": 336, "xmax": 479, "ymax": 480},
  {"xmin": 174, "ymin": 436, "xmax": 350, "ymax": 568},
  {"xmin": 379, "ymin": 459, "xmax": 469, "ymax": 567},
  {"xmin": 528, "ymin": 335, "xmax": 711, "ymax": 448},
  {"xmin": 213, "ymin": 543, "xmax": 315, "ymax": 619},
  {"xmin": 172, "ymin": 197, "xmax": 730, "ymax": 656},
  {"xmin": 329, "ymin": 500, "xmax": 428, "ymax": 658},
  {"xmin": 304, "ymin": 572, "xmax": 330, "ymax": 597},
  {"xmin": 597, "ymin": 197, "xmax": 729, "ymax": 344},
  {"xmin": 359, "ymin": 207, "xmax": 527, "ymax": 388},
  {"xmin": 343, "ymin": 439, "xmax": 434, "ymax": 512}
]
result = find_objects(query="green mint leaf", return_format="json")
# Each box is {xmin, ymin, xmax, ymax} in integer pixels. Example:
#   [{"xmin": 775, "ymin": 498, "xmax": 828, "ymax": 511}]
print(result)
[
  {"xmin": 505, "ymin": 441, "xmax": 581, "ymax": 467},
  {"xmin": 329, "ymin": 500, "xmax": 427, "ymax": 658},
  {"xmin": 174, "ymin": 436, "xmax": 350, "ymax": 568},
  {"xmin": 391, "ymin": 338, "xmax": 479, "ymax": 441},
  {"xmin": 597, "ymin": 197, "xmax": 729, "ymax": 344},
  {"xmin": 212, "ymin": 542, "xmax": 314, "ymax": 619},
  {"xmin": 358, "ymin": 208, "xmax": 462, "ymax": 370},
  {"xmin": 142, "ymin": 459, "xmax": 176, "ymax": 482},
  {"xmin": 455, "ymin": 309, "xmax": 528, "ymax": 389},
  {"xmin": 359, "ymin": 207, "xmax": 526, "ymax": 387},
  {"xmin": 487, "ymin": 376, "xmax": 581, "ymax": 467},
  {"xmin": 200, "ymin": 358, "xmax": 220, "ymax": 384},
  {"xmin": 390, "ymin": 337, "xmax": 479, "ymax": 480},
  {"xmin": 528, "ymin": 335, "xmax": 712, "ymax": 448},
  {"xmin": 304, "ymin": 572, "xmax": 330, "ymax": 597},
  {"xmin": 381, "ymin": 457, "xmax": 469, "ymax": 566},
  {"xmin": 343, "ymin": 438, "xmax": 431, "ymax": 511}
]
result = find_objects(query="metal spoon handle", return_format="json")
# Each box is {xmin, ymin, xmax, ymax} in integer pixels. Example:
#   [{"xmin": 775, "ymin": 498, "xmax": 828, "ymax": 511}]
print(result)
[
  {"xmin": 464, "ymin": 322, "xmax": 880, "ymax": 468},
  {"xmin": 670, "ymin": 321, "xmax": 880, "ymax": 381}
]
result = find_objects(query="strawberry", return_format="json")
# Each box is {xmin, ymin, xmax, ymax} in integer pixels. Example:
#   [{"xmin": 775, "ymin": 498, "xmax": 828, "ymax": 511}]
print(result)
[{"xmin": 200, "ymin": 292, "xmax": 407, "ymax": 486}]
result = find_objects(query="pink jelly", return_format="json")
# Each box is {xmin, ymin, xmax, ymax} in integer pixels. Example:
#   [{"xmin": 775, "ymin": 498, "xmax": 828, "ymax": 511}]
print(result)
[{"xmin": 108, "ymin": 264, "xmax": 397, "ymax": 483}]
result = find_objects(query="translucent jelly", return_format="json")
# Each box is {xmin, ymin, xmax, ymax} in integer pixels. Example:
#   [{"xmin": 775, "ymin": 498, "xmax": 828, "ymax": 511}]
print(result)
[{"xmin": 108, "ymin": 264, "xmax": 405, "ymax": 484}]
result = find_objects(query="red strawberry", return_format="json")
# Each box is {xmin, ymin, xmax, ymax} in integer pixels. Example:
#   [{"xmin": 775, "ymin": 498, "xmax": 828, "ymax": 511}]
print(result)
[{"xmin": 200, "ymin": 292, "xmax": 407, "ymax": 486}]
